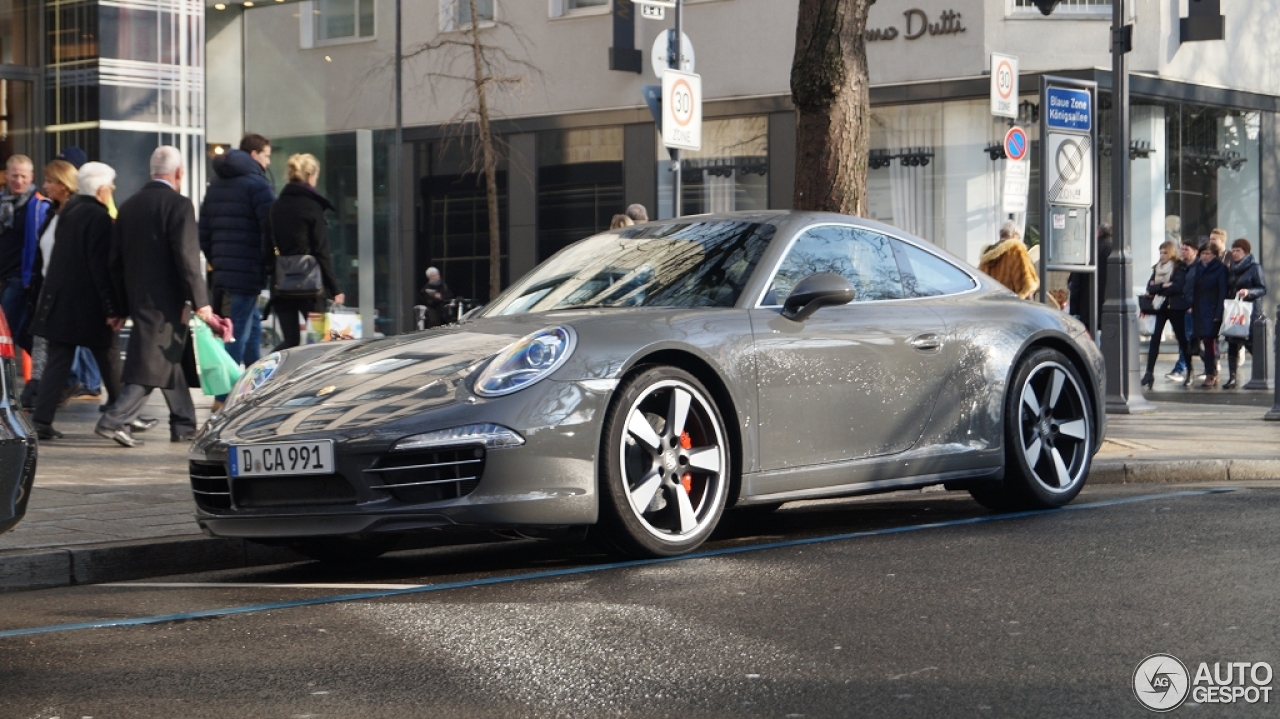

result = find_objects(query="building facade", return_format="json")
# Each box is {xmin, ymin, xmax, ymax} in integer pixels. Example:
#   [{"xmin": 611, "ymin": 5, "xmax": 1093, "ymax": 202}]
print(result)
[{"xmin": 202, "ymin": 0, "xmax": 1277, "ymax": 335}]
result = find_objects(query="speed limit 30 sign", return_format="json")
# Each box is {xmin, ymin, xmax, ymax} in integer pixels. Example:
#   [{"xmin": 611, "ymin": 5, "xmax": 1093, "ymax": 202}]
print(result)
[{"xmin": 662, "ymin": 69, "xmax": 702, "ymax": 151}]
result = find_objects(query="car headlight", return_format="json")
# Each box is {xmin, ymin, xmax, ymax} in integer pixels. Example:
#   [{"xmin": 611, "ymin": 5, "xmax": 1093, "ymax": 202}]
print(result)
[
  {"xmin": 474, "ymin": 326, "xmax": 576, "ymax": 397},
  {"xmin": 222, "ymin": 352, "xmax": 283, "ymax": 411}
]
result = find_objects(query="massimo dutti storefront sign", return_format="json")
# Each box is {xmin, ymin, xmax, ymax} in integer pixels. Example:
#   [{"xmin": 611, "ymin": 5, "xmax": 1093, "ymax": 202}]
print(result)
[{"xmin": 866, "ymin": 9, "xmax": 967, "ymax": 42}]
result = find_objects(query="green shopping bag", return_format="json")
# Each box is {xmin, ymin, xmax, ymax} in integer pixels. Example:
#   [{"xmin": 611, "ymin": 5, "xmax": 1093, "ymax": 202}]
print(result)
[{"xmin": 191, "ymin": 317, "xmax": 244, "ymax": 396}]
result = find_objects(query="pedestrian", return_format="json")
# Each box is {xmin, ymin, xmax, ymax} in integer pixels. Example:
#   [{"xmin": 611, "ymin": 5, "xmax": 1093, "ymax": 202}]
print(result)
[
  {"xmin": 1222, "ymin": 238, "xmax": 1266, "ymax": 389},
  {"xmin": 20, "ymin": 160, "xmax": 78, "ymax": 409},
  {"xmin": 1186, "ymin": 241, "xmax": 1228, "ymax": 388},
  {"xmin": 51, "ymin": 146, "xmax": 109, "ymax": 401},
  {"xmin": 267, "ymin": 153, "xmax": 343, "ymax": 350},
  {"xmin": 198, "ymin": 132, "xmax": 275, "ymax": 412},
  {"xmin": 1166, "ymin": 238, "xmax": 1201, "ymax": 383},
  {"xmin": 95, "ymin": 146, "xmax": 215, "ymax": 447},
  {"xmin": 977, "ymin": 220, "xmax": 1039, "ymax": 299},
  {"xmin": 609, "ymin": 214, "xmax": 633, "ymax": 230},
  {"xmin": 0, "ymin": 155, "xmax": 52, "ymax": 340},
  {"xmin": 1068, "ymin": 223, "xmax": 1113, "ymax": 327},
  {"xmin": 1208, "ymin": 228, "xmax": 1229, "ymax": 268},
  {"xmin": 28, "ymin": 162, "xmax": 127, "ymax": 439},
  {"xmin": 624, "ymin": 203, "xmax": 649, "ymax": 224},
  {"xmin": 420, "ymin": 266, "xmax": 454, "ymax": 328},
  {"xmin": 1139, "ymin": 241, "xmax": 1190, "ymax": 390}
]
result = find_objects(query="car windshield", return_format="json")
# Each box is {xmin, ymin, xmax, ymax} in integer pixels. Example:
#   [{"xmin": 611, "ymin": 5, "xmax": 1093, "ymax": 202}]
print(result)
[{"xmin": 481, "ymin": 220, "xmax": 776, "ymax": 316}]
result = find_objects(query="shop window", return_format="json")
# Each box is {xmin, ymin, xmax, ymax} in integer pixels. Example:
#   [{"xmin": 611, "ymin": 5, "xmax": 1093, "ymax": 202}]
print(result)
[
  {"xmin": 316, "ymin": 0, "xmax": 374, "ymax": 43},
  {"xmin": 656, "ymin": 116, "xmax": 769, "ymax": 219},
  {"xmin": 0, "ymin": 0, "xmax": 40, "ymax": 66},
  {"xmin": 537, "ymin": 127, "xmax": 624, "ymax": 261},
  {"xmin": 418, "ymin": 139, "xmax": 509, "ymax": 305},
  {"xmin": 1009, "ymin": 0, "xmax": 1109, "ymax": 16},
  {"xmin": 441, "ymin": 0, "xmax": 494, "ymax": 31},
  {"xmin": 550, "ymin": 0, "xmax": 608, "ymax": 17}
]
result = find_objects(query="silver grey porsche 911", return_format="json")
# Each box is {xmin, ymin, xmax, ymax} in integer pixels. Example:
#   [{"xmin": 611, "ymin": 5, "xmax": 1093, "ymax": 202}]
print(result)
[{"xmin": 190, "ymin": 211, "xmax": 1105, "ymax": 561}]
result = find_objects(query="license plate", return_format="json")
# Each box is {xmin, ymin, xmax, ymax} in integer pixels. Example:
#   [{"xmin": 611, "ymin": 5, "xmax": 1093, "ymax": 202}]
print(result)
[{"xmin": 229, "ymin": 440, "xmax": 335, "ymax": 477}]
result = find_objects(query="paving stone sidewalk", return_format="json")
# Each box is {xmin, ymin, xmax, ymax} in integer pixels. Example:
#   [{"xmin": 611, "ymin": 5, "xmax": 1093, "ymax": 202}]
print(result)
[{"xmin": 1, "ymin": 384, "xmax": 1277, "ymax": 590}]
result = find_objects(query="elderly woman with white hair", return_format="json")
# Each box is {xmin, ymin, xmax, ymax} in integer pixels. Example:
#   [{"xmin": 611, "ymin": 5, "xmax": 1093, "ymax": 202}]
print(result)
[
  {"xmin": 420, "ymin": 265, "xmax": 453, "ymax": 327},
  {"xmin": 28, "ymin": 161, "xmax": 126, "ymax": 438}
]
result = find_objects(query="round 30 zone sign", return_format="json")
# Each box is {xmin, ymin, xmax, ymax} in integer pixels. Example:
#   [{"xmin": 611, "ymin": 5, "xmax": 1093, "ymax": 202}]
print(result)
[{"xmin": 662, "ymin": 69, "xmax": 702, "ymax": 151}]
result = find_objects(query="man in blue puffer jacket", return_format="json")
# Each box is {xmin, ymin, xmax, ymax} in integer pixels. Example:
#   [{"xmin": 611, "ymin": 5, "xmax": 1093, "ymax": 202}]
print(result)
[{"xmin": 198, "ymin": 133, "xmax": 275, "ymax": 408}]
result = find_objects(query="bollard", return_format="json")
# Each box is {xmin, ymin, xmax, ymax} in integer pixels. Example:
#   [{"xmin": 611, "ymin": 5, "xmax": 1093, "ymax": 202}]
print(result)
[
  {"xmin": 1265, "ymin": 304, "xmax": 1280, "ymax": 420},
  {"xmin": 1244, "ymin": 313, "xmax": 1272, "ymax": 390}
]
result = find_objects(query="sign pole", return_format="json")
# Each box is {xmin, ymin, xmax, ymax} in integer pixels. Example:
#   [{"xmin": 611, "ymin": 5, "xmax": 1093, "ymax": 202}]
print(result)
[
  {"xmin": 670, "ymin": 0, "xmax": 682, "ymax": 218},
  {"xmin": 1102, "ymin": 0, "xmax": 1153, "ymax": 413}
]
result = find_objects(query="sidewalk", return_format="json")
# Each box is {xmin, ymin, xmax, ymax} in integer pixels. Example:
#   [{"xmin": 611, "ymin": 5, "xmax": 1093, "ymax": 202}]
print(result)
[{"xmin": 1, "ymin": 386, "xmax": 1278, "ymax": 591}]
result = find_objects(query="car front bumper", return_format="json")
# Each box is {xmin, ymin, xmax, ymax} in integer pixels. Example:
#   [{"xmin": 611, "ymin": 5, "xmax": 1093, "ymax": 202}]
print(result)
[{"xmin": 191, "ymin": 379, "xmax": 612, "ymax": 539}]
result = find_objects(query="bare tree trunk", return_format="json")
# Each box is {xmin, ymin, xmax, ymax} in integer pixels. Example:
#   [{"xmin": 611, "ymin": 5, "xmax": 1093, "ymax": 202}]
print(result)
[
  {"xmin": 790, "ymin": 0, "xmax": 873, "ymax": 215},
  {"xmin": 468, "ymin": 0, "xmax": 502, "ymax": 301}
]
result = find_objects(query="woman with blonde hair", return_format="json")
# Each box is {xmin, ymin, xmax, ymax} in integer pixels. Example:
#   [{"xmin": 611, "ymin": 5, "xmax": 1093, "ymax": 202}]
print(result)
[
  {"xmin": 1140, "ymin": 240, "xmax": 1190, "ymax": 389},
  {"xmin": 20, "ymin": 160, "xmax": 80, "ymax": 409},
  {"xmin": 609, "ymin": 214, "xmax": 633, "ymax": 230},
  {"xmin": 268, "ymin": 153, "xmax": 344, "ymax": 349}
]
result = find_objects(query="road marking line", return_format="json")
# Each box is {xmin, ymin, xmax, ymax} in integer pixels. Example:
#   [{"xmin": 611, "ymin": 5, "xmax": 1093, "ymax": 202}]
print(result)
[
  {"xmin": 99, "ymin": 583, "xmax": 429, "ymax": 590},
  {"xmin": 0, "ymin": 488, "xmax": 1237, "ymax": 639}
]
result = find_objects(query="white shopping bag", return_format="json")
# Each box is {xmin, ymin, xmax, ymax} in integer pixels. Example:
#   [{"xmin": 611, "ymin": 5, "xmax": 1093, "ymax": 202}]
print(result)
[
  {"xmin": 1221, "ymin": 299, "xmax": 1252, "ymax": 340},
  {"xmin": 1139, "ymin": 314, "xmax": 1156, "ymax": 337}
]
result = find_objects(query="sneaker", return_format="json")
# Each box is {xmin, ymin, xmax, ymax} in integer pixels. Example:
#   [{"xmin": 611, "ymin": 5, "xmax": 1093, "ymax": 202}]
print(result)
[
  {"xmin": 1164, "ymin": 372, "xmax": 1185, "ymax": 382},
  {"xmin": 72, "ymin": 387, "xmax": 102, "ymax": 400}
]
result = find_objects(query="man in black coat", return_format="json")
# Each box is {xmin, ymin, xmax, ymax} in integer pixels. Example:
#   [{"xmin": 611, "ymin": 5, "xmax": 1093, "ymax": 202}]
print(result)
[
  {"xmin": 420, "ymin": 266, "xmax": 454, "ymax": 327},
  {"xmin": 29, "ymin": 163, "xmax": 126, "ymax": 439},
  {"xmin": 96, "ymin": 146, "xmax": 215, "ymax": 447},
  {"xmin": 198, "ymin": 133, "xmax": 274, "ymax": 396}
]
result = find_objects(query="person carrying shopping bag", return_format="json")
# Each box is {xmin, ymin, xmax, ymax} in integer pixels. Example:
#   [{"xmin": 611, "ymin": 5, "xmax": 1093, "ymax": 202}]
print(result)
[
  {"xmin": 1186, "ymin": 242, "xmax": 1229, "ymax": 388},
  {"xmin": 1140, "ymin": 241, "xmax": 1190, "ymax": 390},
  {"xmin": 1222, "ymin": 238, "xmax": 1266, "ymax": 389}
]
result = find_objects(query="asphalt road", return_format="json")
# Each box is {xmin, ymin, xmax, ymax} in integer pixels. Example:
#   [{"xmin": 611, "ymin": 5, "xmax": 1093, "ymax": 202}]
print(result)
[{"xmin": 2, "ymin": 482, "xmax": 1278, "ymax": 718}]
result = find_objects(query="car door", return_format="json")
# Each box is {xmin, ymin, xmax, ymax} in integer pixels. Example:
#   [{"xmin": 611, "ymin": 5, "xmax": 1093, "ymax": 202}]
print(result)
[{"xmin": 750, "ymin": 224, "xmax": 950, "ymax": 472}]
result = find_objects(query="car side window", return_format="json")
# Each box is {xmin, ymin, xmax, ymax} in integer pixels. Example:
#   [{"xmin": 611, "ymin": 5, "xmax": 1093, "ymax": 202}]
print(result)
[
  {"xmin": 767, "ymin": 225, "xmax": 905, "ymax": 304},
  {"xmin": 893, "ymin": 240, "xmax": 977, "ymax": 297}
]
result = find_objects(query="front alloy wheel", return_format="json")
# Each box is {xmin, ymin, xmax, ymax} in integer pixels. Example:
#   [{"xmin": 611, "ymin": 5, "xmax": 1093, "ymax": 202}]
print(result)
[
  {"xmin": 599, "ymin": 367, "xmax": 730, "ymax": 557},
  {"xmin": 971, "ymin": 348, "xmax": 1093, "ymax": 511}
]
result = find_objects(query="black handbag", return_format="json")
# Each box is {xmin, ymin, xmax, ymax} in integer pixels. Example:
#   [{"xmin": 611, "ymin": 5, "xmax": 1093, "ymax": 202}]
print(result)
[
  {"xmin": 273, "ymin": 254, "xmax": 324, "ymax": 299},
  {"xmin": 1138, "ymin": 295, "xmax": 1156, "ymax": 313}
]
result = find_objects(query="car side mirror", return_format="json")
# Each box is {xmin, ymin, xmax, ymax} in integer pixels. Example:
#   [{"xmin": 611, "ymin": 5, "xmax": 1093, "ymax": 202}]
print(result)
[{"xmin": 781, "ymin": 273, "xmax": 855, "ymax": 322}]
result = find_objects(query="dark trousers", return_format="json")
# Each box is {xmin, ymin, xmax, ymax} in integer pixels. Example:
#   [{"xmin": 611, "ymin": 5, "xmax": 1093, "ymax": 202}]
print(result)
[
  {"xmin": 97, "ymin": 380, "xmax": 197, "ymax": 437},
  {"xmin": 1144, "ymin": 309, "xmax": 1190, "ymax": 377},
  {"xmin": 273, "ymin": 298, "xmax": 316, "ymax": 350},
  {"xmin": 1197, "ymin": 322, "xmax": 1223, "ymax": 377},
  {"xmin": 33, "ymin": 339, "xmax": 120, "ymax": 426},
  {"xmin": 1227, "ymin": 334, "xmax": 1252, "ymax": 378}
]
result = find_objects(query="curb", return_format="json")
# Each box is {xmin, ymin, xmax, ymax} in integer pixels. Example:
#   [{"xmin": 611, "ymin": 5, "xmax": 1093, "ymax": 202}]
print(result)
[
  {"xmin": 3, "ymin": 459, "xmax": 1278, "ymax": 593},
  {"xmin": 0, "ymin": 536, "xmax": 299, "ymax": 593},
  {"xmin": 1090, "ymin": 458, "xmax": 1280, "ymax": 485}
]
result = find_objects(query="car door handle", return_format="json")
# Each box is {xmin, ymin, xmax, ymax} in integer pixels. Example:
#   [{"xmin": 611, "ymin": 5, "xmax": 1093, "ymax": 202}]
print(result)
[{"xmin": 909, "ymin": 333, "xmax": 942, "ymax": 352}]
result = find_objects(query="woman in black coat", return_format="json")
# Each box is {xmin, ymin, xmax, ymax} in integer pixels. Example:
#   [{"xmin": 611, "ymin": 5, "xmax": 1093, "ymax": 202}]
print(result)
[
  {"xmin": 1187, "ymin": 242, "xmax": 1229, "ymax": 387},
  {"xmin": 29, "ymin": 164, "xmax": 123, "ymax": 436},
  {"xmin": 1141, "ymin": 241, "xmax": 1190, "ymax": 389},
  {"xmin": 1223, "ymin": 238, "xmax": 1267, "ymax": 389},
  {"xmin": 267, "ymin": 153, "xmax": 344, "ymax": 350}
]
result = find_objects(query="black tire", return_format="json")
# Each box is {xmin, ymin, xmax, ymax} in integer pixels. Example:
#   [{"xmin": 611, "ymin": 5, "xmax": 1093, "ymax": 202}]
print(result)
[
  {"xmin": 289, "ymin": 534, "xmax": 403, "ymax": 563},
  {"xmin": 971, "ymin": 348, "xmax": 1094, "ymax": 512},
  {"xmin": 598, "ymin": 366, "xmax": 731, "ymax": 557}
]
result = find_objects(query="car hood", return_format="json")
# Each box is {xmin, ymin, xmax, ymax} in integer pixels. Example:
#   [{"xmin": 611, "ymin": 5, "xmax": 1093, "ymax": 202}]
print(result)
[{"xmin": 209, "ymin": 312, "xmax": 643, "ymax": 441}]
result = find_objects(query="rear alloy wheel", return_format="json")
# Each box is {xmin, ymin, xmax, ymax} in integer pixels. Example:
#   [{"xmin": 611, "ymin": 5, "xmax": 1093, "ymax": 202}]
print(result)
[
  {"xmin": 599, "ymin": 367, "xmax": 730, "ymax": 557},
  {"xmin": 971, "ymin": 348, "xmax": 1093, "ymax": 511}
]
